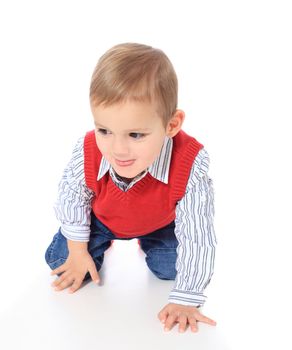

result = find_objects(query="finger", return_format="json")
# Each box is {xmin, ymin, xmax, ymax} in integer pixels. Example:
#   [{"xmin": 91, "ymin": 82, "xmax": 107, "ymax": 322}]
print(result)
[
  {"xmin": 197, "ymin": 313, "xmax": 217, "ymax": 326},
  {"xmin": 178, "ymin": 314, "xmax": 188, "ymax": 333},
  {"xmin": 54, "ymin": 274, "xmax": 74, "ymax": 291},
  {"xmin": 158, "ymin": 307, "xmax": 168, "ymax": 324},
  {"xmin": 188, "ymin": 316, "xmax": 198, "ymax": 333},
  {"xmin": 164, "ymin": 314, "xmax": 177, "ymax": 332},
  {"xmin": 68, "ymin": 278, "xmax": 83, "ymax": 294},
  {"xmin": 88, "ymin": 264, "xmax": 100, "ymax": 284},
  {"xmin": 51, "ymin": 271, "xmax": 70, "ymax": 287}
]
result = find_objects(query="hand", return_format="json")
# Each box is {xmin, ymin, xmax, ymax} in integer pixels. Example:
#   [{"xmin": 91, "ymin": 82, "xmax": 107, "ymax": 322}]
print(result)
[
  {"xmin": 50, "ymin": 251, "xmax": 100, "ymax": 294},
  {"xmin": 158, "ymin": 303, "xmax": 216, "ymax": 333}
]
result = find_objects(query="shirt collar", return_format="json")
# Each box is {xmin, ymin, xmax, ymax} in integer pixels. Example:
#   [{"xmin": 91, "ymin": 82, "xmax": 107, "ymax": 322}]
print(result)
[{"xmin": 97, "ymin": 136, "xmax": 173, "ymax": 184}]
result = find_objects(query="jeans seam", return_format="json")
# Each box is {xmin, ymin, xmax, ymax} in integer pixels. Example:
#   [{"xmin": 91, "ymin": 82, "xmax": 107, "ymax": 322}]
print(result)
[{"xmin": 45, "ymin": 234, "xmax": 59, "ymax": 263}]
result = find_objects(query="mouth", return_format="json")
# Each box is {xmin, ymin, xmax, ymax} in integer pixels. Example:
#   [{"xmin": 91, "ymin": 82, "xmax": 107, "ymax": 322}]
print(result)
[{"xmin": 115, "ymin": 159, "xmax": 135, "ymax": 167}]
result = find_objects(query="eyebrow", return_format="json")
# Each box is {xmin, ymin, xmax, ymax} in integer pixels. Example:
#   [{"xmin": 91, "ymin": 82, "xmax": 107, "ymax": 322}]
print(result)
[{"xmin": 94, "ymin": 122, "xmax": 152, "ymax": 132}]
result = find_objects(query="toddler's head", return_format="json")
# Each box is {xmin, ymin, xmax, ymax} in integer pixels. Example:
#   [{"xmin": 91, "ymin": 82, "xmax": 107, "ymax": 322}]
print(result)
[{"xmin": 89, "ymin": 43, "xmax": 178, "ymax": 128}]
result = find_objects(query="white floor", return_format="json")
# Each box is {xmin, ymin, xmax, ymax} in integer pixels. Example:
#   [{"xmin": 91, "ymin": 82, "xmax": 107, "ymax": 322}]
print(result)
[
  {"xmin": 1, "ymin": 226, "xmax": 291, "ymax": 350},
  {"xmin": 0, "ymin": 239, "xmax": 230, "ymax": 350}
]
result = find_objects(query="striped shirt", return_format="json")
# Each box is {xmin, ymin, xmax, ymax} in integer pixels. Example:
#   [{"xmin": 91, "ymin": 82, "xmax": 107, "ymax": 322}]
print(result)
[{"xmin": 54, "ymin": 135, "xmax": 217, "ymax": 307}]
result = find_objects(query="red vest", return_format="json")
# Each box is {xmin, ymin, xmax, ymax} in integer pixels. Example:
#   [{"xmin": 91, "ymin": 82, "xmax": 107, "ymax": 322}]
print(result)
[{"xmin": 84, "ymin": 130, "xmax": 203, "ymax": 238}]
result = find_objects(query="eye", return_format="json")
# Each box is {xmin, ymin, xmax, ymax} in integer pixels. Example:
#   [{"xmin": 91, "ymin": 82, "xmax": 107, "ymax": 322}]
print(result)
[
  {"xmin": 97, "ymin": 128, "xmax": 111, "ymax": 136},
  {"xmin": 129, "ymin": 132, "xmax": 146, "ymax": 139}
]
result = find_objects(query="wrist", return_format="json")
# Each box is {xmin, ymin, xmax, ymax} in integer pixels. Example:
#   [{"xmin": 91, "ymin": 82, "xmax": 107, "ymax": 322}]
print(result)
[{"xmin": 67, "ymin": 239, "xmax": 88, "ymax": 253}]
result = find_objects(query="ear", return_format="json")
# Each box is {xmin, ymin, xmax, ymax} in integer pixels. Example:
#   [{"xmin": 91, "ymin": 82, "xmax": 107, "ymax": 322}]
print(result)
[{"xmin": 166, "ymin": 109, "xmax": 185, "ymax": 137}]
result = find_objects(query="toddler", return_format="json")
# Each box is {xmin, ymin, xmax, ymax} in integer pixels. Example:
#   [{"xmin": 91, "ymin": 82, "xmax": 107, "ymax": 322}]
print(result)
[{"xmin": 45, "ymin": 43, "xmax": 217, "ymax": 333}]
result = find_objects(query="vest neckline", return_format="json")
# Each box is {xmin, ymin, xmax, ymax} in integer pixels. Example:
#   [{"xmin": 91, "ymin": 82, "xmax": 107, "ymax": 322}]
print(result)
[{"xmin": 108, "ymin": 172, "xmax": 154, "ymax": 197}]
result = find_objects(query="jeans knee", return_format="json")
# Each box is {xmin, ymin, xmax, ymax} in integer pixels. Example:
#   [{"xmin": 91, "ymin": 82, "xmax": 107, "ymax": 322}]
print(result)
[
  {"xmin": 145, "ymin": 248, "xmax": 177, "ymax": 280},
  {"xmin": 44, "ymin": 231, "xmax": 68, "ymax": 270}
]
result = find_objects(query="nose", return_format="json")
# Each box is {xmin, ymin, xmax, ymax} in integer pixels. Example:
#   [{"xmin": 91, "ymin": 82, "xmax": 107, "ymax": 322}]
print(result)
[{"xmin": 111, "ymin": 136, "xmax": 130, "ymax": 158}]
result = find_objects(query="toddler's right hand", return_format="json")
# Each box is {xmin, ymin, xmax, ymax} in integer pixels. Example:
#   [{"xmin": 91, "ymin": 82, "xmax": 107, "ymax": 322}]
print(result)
[{"xmin": 50, "ymin": 251, "xmax": 100, "ymax": 293}]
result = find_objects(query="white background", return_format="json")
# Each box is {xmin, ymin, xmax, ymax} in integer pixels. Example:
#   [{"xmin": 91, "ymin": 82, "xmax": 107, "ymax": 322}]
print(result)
[{"xmin": 0, "ymin": 1, "xmax": 291, "ymax": 349}]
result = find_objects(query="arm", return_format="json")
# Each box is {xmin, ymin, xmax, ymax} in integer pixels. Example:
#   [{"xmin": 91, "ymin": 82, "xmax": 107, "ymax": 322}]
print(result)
[
  {"xmin": 158, "ymin": 149, "xmax": 217, "ymax": 332},
  {"xmin": 54, "ymin": 136, "xmax": 94, "ymax": 242},
  {"xmin": 50, "ymin": 137, "xmax": 100, "ymax": 292}
]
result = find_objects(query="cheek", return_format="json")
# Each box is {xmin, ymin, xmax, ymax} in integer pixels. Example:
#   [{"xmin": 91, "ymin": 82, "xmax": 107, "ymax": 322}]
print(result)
[
  {"xmin": 141, "ymin": 140, "xmax": 164, "ymax": 162},
  {"xmin": 95, "ymin": 138, "xmax": 109, "ymax": 155}
]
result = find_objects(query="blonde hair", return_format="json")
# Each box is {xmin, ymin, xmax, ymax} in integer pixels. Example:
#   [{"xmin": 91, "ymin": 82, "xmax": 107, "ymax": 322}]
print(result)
[{"xmin": 89, "ymin": 43, "xmax": 178, "ymax": 127}]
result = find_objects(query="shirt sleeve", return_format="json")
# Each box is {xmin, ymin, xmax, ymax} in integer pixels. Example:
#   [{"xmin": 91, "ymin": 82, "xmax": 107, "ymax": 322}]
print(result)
[
  {"xmin": 168, "ymin": 148, "xmax": 217, "ymax": 307},
  {"xmin": 53, "ymin": 136, "xmax": 95, "ymax": 242}
]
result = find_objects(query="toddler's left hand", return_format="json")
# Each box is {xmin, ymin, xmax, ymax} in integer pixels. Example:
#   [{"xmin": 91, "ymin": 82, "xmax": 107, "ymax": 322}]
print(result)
[{"xmin": 158, "ymin": 303, "xmax": 216, "ymax": 333}]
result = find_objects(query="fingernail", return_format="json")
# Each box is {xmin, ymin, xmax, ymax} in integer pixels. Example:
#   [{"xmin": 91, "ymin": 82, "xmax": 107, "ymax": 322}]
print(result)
[{"xmin": 164, "ymin": 327, "xmax": 169, "ymax": 332}]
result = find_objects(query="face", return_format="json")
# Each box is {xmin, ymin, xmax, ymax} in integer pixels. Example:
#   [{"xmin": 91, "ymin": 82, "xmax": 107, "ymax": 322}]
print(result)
[{"xmin": 91, "ymin": 101, "xmax": 180, "ymax": 180}]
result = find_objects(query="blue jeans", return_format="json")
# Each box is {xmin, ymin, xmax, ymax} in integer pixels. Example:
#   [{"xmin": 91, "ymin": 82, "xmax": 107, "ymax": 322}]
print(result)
[{"xmin": 45, "ymin": 214, "xmax": 178, "ymax": 281}]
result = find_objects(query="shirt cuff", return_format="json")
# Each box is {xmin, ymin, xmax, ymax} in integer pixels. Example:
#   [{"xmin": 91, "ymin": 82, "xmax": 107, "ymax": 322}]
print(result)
[
  {"xmin": 168, "ymin": 289, "xmax": 207, "ymax": 307},
  {"xmin": 60, "ymin": 224, "xmax": 90, "ymax": 242}
]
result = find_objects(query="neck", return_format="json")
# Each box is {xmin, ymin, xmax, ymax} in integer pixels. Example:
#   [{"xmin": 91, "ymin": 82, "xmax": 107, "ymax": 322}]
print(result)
[{"xmin": 114, "ymin": 169, "xmax": 146, "ymax": 184}]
